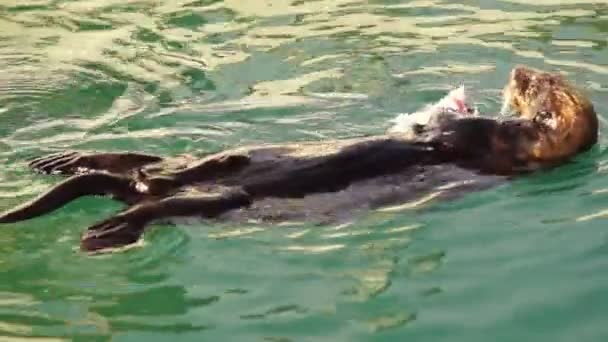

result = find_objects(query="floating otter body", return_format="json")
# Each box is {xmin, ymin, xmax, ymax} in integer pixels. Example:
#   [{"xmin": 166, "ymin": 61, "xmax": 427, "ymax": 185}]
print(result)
[{"xmin": 0, "ymin": 66, "xmax": 598, "ymax": 252}]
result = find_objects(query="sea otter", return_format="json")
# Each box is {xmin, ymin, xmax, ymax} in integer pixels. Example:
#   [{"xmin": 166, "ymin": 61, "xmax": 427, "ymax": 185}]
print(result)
[{"xmin": 0, "ymin": 66, "xmax": 598, "ymax": 252}]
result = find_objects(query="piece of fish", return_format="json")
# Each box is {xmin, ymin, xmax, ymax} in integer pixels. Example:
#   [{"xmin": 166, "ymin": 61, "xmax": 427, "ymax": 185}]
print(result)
[{"xmin": 387, "ymin": 86, "xmax": 478, "ymax": 137}]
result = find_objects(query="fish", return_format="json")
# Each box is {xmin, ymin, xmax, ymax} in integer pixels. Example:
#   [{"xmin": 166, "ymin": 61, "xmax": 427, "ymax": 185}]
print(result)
[{"xmin": 387, "ymin": 85, "xmax": 478, "ymax": 137}]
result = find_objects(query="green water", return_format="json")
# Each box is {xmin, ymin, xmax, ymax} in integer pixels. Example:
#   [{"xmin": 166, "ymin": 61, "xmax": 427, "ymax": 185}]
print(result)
[{"xmin": 1, "ymin": 0, "xmax": 608, "ymax": 340}]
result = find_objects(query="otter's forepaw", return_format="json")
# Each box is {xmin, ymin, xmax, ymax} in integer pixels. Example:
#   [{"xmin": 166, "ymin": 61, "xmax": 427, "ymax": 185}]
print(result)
[
  {"xmin": 28, "ymin": 151, "xmax": 92, "ymax": 175},
  {"xmin": 133, "ymin": 170, "xmax": 180, "ymax": 195},
  {"xmin": 80, "ymin": 215, "xmax": 145, "ymax": 253}
]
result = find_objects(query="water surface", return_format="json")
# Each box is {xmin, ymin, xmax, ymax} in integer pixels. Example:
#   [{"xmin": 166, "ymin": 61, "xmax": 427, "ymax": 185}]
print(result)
[{"xmin": 1, "ymin": 0, "xmax": 608, "ymax": 341}]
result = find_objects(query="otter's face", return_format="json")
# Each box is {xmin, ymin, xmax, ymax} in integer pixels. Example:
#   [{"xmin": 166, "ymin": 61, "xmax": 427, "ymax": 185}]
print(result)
[
  {"xmin": 502, "ymin": 65, "xmax": 598, "ymax": 158},
  {"xmin": 502, "ymin": 66, "xmax": 563, "ymax": 120}
]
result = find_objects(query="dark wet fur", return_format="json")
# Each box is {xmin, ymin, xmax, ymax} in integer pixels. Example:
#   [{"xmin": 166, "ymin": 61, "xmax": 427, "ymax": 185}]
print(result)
[{"xmin": 0, "ymin": 113, "xmax": 587, "ymax": 253}]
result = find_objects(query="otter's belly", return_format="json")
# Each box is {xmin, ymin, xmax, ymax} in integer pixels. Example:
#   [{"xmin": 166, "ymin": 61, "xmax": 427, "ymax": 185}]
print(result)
[{"xmin": 212, "ymin": 164, "xmax": 504, "ymax": 225}]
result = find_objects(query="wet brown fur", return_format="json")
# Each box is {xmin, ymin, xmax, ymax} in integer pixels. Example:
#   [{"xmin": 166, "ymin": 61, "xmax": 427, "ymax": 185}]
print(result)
[{"xmin": 504, "ymin": 65, "xmax": 598, "ymax": 162}]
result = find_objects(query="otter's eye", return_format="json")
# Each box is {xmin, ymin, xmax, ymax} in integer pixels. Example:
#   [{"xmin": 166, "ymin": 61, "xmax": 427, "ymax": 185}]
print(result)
[
  {"xmin": 535, "ymin": 111, "xmax": 553, "ymax": 121},
  {"xmin": 534, "ymin": 110, "xmax": 558, "ymax": 129}
]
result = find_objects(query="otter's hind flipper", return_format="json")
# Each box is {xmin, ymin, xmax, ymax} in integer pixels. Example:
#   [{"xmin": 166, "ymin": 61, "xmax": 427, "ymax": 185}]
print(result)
[
  {"xmin": 0, "ymin": 172, "xmax": 134, "ymax": 224},
  {"xmin": 80, "ymin": 190, "xmax": 251, "ymax": 252},
  {"xmin": 29, "ymin": 151, "xmax": 163, "ymax": 175}
]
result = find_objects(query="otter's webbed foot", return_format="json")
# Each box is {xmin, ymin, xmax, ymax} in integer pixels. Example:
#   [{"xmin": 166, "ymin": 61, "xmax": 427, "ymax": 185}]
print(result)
[
  {"xmin": 28, "ymin": 151, "xmax": 163, "ymax": 175},
  {"xmin": 80, "ymin": 214, "xmax": 146, "ymax": 253},
  {"xmin": 80, "ymin": 189, "xmax": 252, "ymax": 253},
  {"xmin": 29, "ymin": 151, "xmax": 84, "ymax": 175}
]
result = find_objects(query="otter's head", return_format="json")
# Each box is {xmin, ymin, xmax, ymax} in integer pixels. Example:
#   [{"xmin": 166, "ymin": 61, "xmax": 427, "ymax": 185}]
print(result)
[{"xmin": 502, "ymin": 65, "xmax": 598, "ymax": 159}]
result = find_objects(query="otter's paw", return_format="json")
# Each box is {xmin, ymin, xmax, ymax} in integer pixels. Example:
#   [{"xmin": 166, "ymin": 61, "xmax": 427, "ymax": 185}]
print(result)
[
  {"xmin": 80, "ymin": 215, "xmax": 146, "ymax": 253},
  {"xmin": 133, "ymin": 170, "xmax": 181, "ymax": 196},
  {"xmin": 28, "ymin": 151, "xmax": 92, "ymax": 175}
]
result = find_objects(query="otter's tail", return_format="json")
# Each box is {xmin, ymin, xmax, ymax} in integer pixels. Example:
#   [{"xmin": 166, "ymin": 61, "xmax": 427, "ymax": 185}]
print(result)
[{"xmin": 0, "ymin": 173, "xmax": 133, "ymax": 223}]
